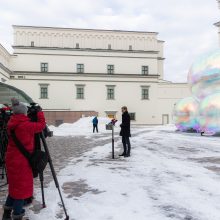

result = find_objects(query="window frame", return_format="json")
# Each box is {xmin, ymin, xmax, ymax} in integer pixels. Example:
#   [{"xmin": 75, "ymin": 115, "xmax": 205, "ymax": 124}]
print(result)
[
  {"xmin": 77, "ymin": 64, "xmax": 84, "ymax": 73},
  {"xmin": 106, "ymin": 85, "xmax": 115, "ymax": 100},
  {"xmin": 39, "ymin": 84, "xmax": 49, "ymax": 99},
  {"xmin": 141, "ymin": 86, "xmax": 149, "ymax": 100},
  {"xmin": 41, "ymin": 63, "xmax": 48, "ymax": 72},
  {"xmin": 76, "ymin": 84, "xmax": 85, "ymax": 99},
  {"xmin": 129, "ymin": 112, "xmax": 136, "ymax": 121},
  {"xmin": 142, "ymin": 66, "xmax": 149, "ymax": 75},
  {"xmin": 107, "ymin": 64, "xmax": 114, "ymax": 74}
]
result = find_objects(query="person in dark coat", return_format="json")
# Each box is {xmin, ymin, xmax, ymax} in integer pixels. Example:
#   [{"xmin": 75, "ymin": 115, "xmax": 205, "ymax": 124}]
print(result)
[
  {"xmin": 119, "ymin": 106, "xmax": 131, "ymax": 157},
  {"xmin": 92, "ymin": 116, "xmax": 98, "ymax": 133},
  {"xmin": 2, "ymin": 98, "xmax": 46, "ymax": 220}
]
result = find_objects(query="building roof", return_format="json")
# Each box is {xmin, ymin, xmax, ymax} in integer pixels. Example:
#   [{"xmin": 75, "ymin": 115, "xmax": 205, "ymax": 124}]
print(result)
[{"xmin": 12, "ymin": 25, "xmax": 158, "ymax": 35}]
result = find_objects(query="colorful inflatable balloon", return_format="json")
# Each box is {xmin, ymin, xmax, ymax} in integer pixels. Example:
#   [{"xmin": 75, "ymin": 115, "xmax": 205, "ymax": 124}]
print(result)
[
  {"xmin": 199, "ymin": 93, "xmax": 220, "ymax": 133},
  {"xmin": 173, "ymin": 97, "xmax": 199, "ymax": 131},
  {"xmin": 188, "ymin": 50, "xmax": 220, "ymax": 100}
]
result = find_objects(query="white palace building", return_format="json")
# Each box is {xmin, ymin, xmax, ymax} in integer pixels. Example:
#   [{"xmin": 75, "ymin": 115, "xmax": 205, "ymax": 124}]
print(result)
[{"xmin": 0, "ymin": 25, "xmax": 190, "ymax": 125}]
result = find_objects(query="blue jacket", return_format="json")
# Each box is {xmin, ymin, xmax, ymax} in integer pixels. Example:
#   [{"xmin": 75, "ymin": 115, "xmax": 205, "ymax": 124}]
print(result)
[{"xmin": 93, "ymin": 117, "xmax": 98, "ymax": 125}]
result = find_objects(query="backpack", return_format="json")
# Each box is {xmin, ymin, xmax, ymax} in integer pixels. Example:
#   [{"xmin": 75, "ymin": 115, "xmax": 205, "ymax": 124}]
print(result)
[{"xmin": 11, "ymin": 130, "xmax": 48, "ymax": 178}]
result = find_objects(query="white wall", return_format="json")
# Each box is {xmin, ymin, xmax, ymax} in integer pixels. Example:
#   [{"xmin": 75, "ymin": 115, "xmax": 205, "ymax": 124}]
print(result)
[
  {"xmin": 0, "ymin": 25, "xmax": 191, "ymax": 125},
  {"xmin": 13, "ymin": 26, "xmax": 160, "ymax": 52},
  {"xmin": 11, "ymin": 50, "xmax": 159, "ymax": 75},
  {"xmin": 8, "ymin": 77, "xmax": 189, "ymax": 124}
]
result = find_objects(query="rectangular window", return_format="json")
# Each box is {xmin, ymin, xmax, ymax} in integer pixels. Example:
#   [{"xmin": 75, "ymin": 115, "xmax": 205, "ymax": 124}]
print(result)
[
  {"xmin": 129, "ymin": 45, "xmax": 132, "ymax": 50},
  {"xmin": 76, "ymin": 87, "xmax": 84, "ymax": 99},
  {"xmin": 142, "ymin": 87, "xmax": 149, "ymax": 100},
  {"xmin": 41, "ymin": 63, "xmax": 48, "ymax": 72},
  {"xmin": 76, "ymin": 43, "xmax": 79, "ymax": 49},
  {"xmin": 107, "ymin": 86, "xmax": 115, "ymax": 100},
  {"xmin": 77, "ymin": 64, "xmax": 84, "ymax": 73},
  {"xmin": 31, "ymin": 41, "xmax": 34, "ymax": 47},
  {"xmin": 40, "ymin": 86, "xmax": 48, "ymax": 99},
  {"xmin": 108, "ymin": 44, "xmax": 111, "ymax": 50},
  {"xmin": 129, "ymin": 113, "xmax": 136, "ymax": 121},
  {"xmin": 142, "ymin": 66, "xmax": 149, "ymax": 75},
  {"xmin": 107, "ymin": 65, "xmax": 114, "ymax": 74}
]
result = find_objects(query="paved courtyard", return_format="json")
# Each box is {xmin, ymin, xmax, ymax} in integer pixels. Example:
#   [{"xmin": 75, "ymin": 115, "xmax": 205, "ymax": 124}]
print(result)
[
  {"xmin": 0, "ymin": 132, "xmax": 120, "ymax": 218},
  {"xmin": 1, "ymin": 126, "xmax": 220, "ymax": 219}
]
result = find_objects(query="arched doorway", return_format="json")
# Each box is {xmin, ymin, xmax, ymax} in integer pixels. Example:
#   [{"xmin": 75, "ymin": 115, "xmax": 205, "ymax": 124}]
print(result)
[{"xmin": 0, "ymin": 82, "xmax": 33, "ymax": 104}]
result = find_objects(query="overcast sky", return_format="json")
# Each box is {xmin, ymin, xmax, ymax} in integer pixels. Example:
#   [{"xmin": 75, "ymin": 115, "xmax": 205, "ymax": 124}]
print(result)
[{"xmin": 0, "ymin": 0, "xmax": 219, "ymax": 82}]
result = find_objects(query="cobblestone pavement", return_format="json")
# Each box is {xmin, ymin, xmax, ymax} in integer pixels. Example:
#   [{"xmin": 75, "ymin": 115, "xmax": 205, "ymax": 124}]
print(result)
[{"xmin": 0, "ymin": 132, "xmax": 120, "ymax": 217}]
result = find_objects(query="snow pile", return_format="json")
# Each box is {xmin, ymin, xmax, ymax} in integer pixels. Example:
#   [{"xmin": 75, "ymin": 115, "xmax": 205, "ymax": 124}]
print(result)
[{"xmin": 49, "ymin": 117, "xmax": 121, "ymax": 137}]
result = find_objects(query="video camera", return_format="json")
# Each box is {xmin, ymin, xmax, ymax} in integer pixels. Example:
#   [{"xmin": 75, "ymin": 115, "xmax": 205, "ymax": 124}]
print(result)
[{"xmin": 28, "ymin": 103, "xmax": 53, "ymax": 138}]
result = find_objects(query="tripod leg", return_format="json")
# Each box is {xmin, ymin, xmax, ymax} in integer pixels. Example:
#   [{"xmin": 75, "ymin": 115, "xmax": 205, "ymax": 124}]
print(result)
[
  {"xmin": 39, "ymin": 172, "xmax": 46, "ymax": 208},
  {"xmin": 40, "ymin": 133, "xmax": 69, "ymax": 220}
]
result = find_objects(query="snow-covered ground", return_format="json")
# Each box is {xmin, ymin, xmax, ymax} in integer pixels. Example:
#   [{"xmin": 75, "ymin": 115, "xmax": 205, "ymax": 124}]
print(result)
[
  {"xmin": 49, "ymin": 117, "xmax": 121, "ymax": 137},
  {"xmin": 29, "ymin": 118, "xmax": 220, "ymax": 220}
]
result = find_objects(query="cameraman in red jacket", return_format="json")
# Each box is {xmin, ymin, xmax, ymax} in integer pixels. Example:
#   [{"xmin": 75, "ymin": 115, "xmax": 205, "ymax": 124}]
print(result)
[{"xmin": 2, "ymin": 98, "xmax": 46, "ymax": 220}]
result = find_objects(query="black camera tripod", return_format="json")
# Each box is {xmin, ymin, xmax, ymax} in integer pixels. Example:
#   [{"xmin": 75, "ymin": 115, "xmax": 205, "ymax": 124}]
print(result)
[
  {"xmin": 35, "ymin": 131, "xmax": 69, "ymax": 220},
  {"xmin": 26, "ymin": 102, "xmax": 69, "ymax": 219}
]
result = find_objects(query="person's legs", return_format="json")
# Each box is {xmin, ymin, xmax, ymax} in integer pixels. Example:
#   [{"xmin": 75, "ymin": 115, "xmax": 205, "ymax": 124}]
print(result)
[
  {"xmin": 5, "ymin": 195, "xmax": 14, "ymax": 208},
  {"xmin": 2, "ymin": 195, "xmax": 13, "ymax": 219},
  {"xmin": 125, "ymin": 137, "xmax": 131, "ymax": 157},
  {"xmin": 119, "ymin": 136, "xmax": 127, "ymax": 156},
  {"xmin": 11, "ymin": 199, "xmax": 25, "ymax": 219},
  {"xmin": 93, "ymin": 125, "xmax": 95, "ymax": 133},
  {"xmin": 96, "ymin": 125, "xmax": 98, "ymax": 133}
]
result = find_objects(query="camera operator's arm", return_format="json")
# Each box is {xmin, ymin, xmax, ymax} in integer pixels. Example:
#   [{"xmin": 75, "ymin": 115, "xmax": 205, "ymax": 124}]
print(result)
[{"xmin": 29, "ymin": 111, "xmax": 46, "ymax": 134}]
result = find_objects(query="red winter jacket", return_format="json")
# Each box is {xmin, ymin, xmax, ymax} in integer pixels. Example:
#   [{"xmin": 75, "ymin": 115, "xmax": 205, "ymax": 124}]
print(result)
[{"xmin": 6, "ymin": 112, "xmax": 46, "ymax": 199}]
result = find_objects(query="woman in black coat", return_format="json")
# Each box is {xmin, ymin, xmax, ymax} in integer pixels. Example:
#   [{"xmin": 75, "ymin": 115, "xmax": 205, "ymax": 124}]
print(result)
[{"xmin": 119, "ymin": 106, "xmax": 131, "ymax": 157}]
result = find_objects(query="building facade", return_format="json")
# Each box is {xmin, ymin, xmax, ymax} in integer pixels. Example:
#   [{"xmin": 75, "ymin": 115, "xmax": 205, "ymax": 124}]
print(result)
[{"xmin": 0, "ymin": 25, "xmax": 190, "ymax": 125}]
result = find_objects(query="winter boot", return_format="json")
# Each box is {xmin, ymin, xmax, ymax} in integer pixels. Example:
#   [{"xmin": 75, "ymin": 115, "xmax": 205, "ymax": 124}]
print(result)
[
  {"xmin": 11, "ymin": 211, "xmax": 25, "ymax": 220},
  {"xmin": 2, "ymin": 205, "xmax": 12, "ymax": 220},
  {"xmin": 119, "ymin": 152, "xmax": 126, "ymax": 156}
]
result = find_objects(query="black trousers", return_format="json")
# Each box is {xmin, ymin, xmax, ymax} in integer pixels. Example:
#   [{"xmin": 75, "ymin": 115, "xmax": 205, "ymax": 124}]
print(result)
[
  {"xmin": 93, "ymin": 124, "xmax": 98, "ymax": 133},
  {"xmin": 122, "ymin": 136, "xmax": 131, "ymax": 155}
]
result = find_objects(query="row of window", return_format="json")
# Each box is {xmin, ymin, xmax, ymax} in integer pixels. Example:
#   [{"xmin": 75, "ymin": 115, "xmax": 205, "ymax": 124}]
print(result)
[
  {"xmin": 40, "ymin": 63, "xmax": 149, "ymax": 75},
  {"xmin": 39, "ymin": 85, "xmax": 149, "ymax": 100},
  {"xmin": 31, "ymin": 41, "xmax": 135, "ymax": 51}
]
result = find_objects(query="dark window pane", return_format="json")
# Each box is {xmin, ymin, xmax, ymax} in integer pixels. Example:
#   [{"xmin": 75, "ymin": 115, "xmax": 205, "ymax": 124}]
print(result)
[
  {"xmin": 40, "ymin": 87, "xmax": 48, "ymax": 99},
  {"xmin": 142, "ymin": 88, "xmax": 149, "ymax": 99},
  {"xmin": 129, "ymin": 113, "xmax": 136, "ymax": 120},
  {"xmin": 77, "ymin": 64, "xmax": 84, "ymax": 73},
  {"xmin": 77, "ymin": 87, "xmax": 84, "ymax": 99},
  {"xmin": 41, "ymin": 63, "xmax": 48, "ymax": 72},
  {"xmin": 107, "ymin": 65, "xmax": 114, "ymax": 74},
  {"xmin": 107, "ymin": 88, "xmax": 114, "ymax": 99},
  {"xmin": 142, "ymin": 66, "xmax": 149, "ymax": 75}
]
